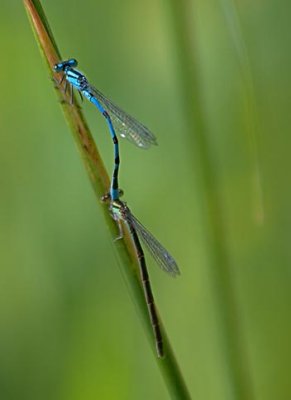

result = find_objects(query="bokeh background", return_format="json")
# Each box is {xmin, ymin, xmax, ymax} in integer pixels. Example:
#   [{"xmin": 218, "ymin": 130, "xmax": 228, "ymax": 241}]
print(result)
[{"xmin": 1, "ymin": 0, "xmax": 291, "ymax": 399}]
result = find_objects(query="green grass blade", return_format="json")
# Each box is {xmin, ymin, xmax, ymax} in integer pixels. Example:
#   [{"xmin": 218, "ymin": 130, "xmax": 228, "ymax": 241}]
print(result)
[
  {"xmin": 219, "ymin": 0, "xmax": 264, "ymax": 224},
  {"xmin": 166, "ymin": 0, "xmax": 254, "ymax": 399}
]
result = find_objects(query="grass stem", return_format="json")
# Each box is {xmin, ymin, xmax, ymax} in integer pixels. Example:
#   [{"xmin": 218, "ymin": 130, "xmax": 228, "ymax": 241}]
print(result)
[{"xmin": 23, "ymin": 0, "xmax": 191, "ymax": 398}]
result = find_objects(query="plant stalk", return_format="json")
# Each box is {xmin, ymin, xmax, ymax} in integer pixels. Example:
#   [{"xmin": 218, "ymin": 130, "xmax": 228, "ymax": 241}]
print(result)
[{"xmin": 23, "ymin": 0, "xmax": 191, "ymax": 398}]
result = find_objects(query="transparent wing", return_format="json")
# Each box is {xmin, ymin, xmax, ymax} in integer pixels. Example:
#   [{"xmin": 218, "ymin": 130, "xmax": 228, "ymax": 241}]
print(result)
[
  {"xmin": 126, "ymin": 211, "xmax": 180, "ymax": 277},
  {"xmin": 88, "ymin": 84, "xmax": 158, "ymax": 149}
]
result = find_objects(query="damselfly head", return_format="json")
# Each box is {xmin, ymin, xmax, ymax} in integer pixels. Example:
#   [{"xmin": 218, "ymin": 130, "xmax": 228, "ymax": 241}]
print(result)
[
  {"xmin": 53, "ymin": 58, "xmax": 78, "ymax": 72},
  {"xmin": 101, "ymin": 193, "xmax": 111, "ymax": 203}
]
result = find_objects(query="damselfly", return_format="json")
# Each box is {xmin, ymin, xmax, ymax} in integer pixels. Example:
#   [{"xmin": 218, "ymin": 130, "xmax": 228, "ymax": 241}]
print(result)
[
  {"xmin": 54, "ymin": 59, "xmax": 157, "ymax": 149},
  {"xmin": 102, "ymin": 192, "xmax": 180, "ymax": 358},
  {"xmin": 53, "ymin": 59, "xmax": 157, "ymax": 199}
]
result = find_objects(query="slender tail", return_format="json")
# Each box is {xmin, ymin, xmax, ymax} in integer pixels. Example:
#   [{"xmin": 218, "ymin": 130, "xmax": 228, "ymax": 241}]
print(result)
[
  {"xmin": 89, "ymin": 95, "xmax": 120, "ymax": 200},
  {"xmin": 129, "ymin": 224, "xmax": 164, "ymax": 358},
  {"xmin": 102, "ymin": 110, "xmax": 120, "ymax": 201}
]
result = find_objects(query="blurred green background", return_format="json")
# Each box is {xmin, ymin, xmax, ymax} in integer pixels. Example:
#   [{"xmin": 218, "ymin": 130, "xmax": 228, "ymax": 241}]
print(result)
[{"xmin": 1, "ymin": 0, "xmax": 291, "ymax": 399}]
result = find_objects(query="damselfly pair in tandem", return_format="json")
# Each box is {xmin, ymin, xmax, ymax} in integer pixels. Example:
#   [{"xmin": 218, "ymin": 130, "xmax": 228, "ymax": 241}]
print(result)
[{"xmin": 54, "ymin": 59, "xmax": 180, "ymax": 358}]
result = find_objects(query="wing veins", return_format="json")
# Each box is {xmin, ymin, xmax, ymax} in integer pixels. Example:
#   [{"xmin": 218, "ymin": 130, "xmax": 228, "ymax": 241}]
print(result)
[
  {"xmin": 87, "ymin": 84, "xmax": 158, "ymax": 148},
  {"xmin": 128, "ymin": 212, "xmax": 180, "ymax": 277}
]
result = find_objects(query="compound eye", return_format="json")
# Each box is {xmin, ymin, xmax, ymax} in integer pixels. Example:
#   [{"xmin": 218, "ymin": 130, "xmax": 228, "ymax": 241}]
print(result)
[
  {"xmin": 53, "ymin": 63, "xmax": 63, "ymax": 72},
  {"xmin": 67, "ymin": 58, "xmax": 78, "ymax": 67}
]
